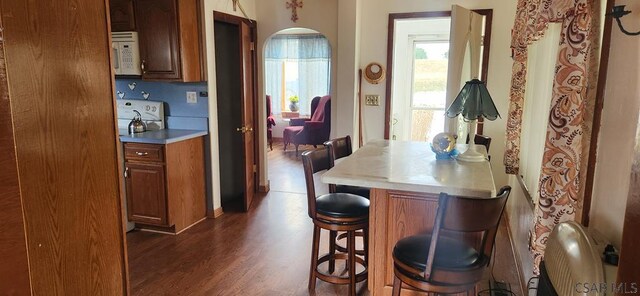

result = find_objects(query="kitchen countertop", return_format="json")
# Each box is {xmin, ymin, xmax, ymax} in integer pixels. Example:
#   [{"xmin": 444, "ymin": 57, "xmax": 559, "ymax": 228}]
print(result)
[
  {"xmin": 119, "ymin": 129, "xmax": 208, "ymax": 144},
  {"xmin": 321, "ymin": 139, "xmax": 496, "ymax": 197}
]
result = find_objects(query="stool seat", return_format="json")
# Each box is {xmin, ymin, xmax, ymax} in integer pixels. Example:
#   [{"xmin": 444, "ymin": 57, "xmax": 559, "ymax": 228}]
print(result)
[
  {"xmin": 393, "ymin": 234, "xmax": 481, "ymax": 270},
  {"xmin": 335, "ymin": 185, "xmax": 370, "ymax": 199},
  {"xmin": 316, "ymin": 193, "xmax": 369, "ymax": 219}
]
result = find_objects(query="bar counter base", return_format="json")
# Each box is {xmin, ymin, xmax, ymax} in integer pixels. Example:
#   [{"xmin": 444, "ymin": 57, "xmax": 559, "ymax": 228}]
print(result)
[{"xmin": 368, "ymin": 188, "xmax": 482, "ymax": 296}]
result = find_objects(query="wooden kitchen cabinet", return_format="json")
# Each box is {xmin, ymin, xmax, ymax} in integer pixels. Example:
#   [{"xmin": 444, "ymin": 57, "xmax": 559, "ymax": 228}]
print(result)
[
  {"xmin": 125, "ymin": 162, "xmax": 168, "ymax": 226},
  {"xmin": 134, "ymin": 0, "xmax": 204, "ymax": 82},
  {"xmin": 124, "ymin": 137, "xmax": 206, "ymax": 234},
  {"xmin": 110, "ymin": 0, "xmax": 136, "ymax": 31}
]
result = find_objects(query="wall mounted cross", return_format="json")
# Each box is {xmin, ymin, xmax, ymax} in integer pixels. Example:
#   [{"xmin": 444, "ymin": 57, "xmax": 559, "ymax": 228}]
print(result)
[{"xmin": 286, "ymin": 0, "xmax": 303, "ymax": 22}]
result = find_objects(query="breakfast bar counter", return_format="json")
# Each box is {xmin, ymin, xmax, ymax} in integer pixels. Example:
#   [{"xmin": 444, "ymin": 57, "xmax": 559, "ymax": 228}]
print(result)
[{"xmin": 321, "ymin": 140, "xmax": 496, "ymax": 295}]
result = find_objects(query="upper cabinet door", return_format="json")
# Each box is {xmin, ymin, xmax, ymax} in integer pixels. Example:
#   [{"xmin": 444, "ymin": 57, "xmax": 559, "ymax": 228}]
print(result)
[
  {"xmin": 110, "ymin": 0, "xmax": 136, "ymax": 31},
  {"xmin": 135, "ymin": 0, "xmax": 182, "ymax": 80}
]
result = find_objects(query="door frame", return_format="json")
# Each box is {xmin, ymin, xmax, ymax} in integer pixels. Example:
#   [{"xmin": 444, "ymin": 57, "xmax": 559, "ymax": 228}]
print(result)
[
  {"xmin": 384, "ymin": 9, "xmax": 493, "ymax": 139},
  {"xmin": 213, "ymin": 11, "xmax": 259, "ymax": 209}
]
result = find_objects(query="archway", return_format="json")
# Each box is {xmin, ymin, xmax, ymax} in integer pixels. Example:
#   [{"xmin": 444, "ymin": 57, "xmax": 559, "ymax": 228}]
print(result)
[{"xmin": 263, "ymin": 28, "xmax": 332, "ymax": 194}]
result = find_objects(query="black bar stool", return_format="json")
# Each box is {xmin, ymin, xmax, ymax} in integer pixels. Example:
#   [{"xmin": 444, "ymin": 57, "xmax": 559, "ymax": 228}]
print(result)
[
  {"xmin": 302, "ymin": 147, "xmax": 369, "ymax": 296},
  {"xmin": 324, "ymin": 135, "xmax": 371, "ymax": 257}
]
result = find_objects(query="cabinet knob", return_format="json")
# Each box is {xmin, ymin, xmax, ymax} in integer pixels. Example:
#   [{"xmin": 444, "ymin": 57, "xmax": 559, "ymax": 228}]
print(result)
[
  {"xmin": 136, "ymin": 152, "xmax": 148, "ymax": 156},
  {"xmin": 141, "ymin": 60, "xmax": 146, "ymax": 73}
]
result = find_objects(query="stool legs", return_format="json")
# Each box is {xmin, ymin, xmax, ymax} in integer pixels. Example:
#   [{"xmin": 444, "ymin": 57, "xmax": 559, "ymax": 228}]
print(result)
[
  {"xmin": 308, "ymin": 223, "xmax": 367, "ymax": 295},
  {"xmin": 308, "ymin": 225, "xmax": 320, "ymax": 292},
  {"xmin": 392, "ymin": 273, "xmax": 401, "ymax": 296},
  {"xmin": 363, "ymin": 226, "xmax": 369, "ymax": 266},
  {"xmin": 348, "ymin": 230, "xmax": 357, "ymax": 296},
  {"xmin": 328, "ymin": 230, "xmax": 337, "ymax": 273}
]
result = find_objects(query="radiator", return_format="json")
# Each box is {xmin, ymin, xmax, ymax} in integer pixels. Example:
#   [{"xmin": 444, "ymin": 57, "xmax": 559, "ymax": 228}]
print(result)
[{"xmin": 537, "ymin": 221, "xmax": 606, "ymax": 296}]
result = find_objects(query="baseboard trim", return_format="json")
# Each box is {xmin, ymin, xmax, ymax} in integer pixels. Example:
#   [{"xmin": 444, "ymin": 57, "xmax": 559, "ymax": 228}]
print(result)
[
  {"xmin": 259, "ymin": 181, "xmax": 270, "ymax": 193},
  {"xmin": 504, "ymin": 212, "xmax": 526, "ymax": 296},
  {"xmin": 208, "ymin": 207, "xmax": 224, "ymax": 219},
  {"xmin": 175, "ymin": 217, "xmax": 207, "ymax": 235}
]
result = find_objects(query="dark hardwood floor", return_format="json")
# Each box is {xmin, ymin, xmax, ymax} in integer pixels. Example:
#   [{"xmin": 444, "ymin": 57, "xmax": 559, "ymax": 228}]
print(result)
[{"xmin": 127, "ymin": 141, "xmax": 523, "ymax": 295}]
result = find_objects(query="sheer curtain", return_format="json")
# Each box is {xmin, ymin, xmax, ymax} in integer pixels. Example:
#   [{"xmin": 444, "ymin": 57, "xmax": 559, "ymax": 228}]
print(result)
[{"xmin": 265, "ymin": 34, "xmax": 331, "ymax": 116}]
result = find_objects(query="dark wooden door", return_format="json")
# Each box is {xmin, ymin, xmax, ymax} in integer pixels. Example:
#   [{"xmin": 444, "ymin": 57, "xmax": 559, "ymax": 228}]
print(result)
[
  {"xmin": 110, "ymin": 0, "xmax": 136, "ymax": 31},
  {"xmin": 125, "ymin": 162, "xmax": 168, "ymax": 225},
  {"xmin": 240, "ymin": 21, "xmax": 256, "ymax": 211},
  {"xmin": 135, "ymin": 0, "xmax": 181, "ymax": 80},
  {"xmin": 0, "ymin": 40, "xmax": 31, "ymax": 296},
  {"xmin": 213, "ymin": 12, "xmax": 257, "ymax": 212},
  {"xmin": 1, "ymin": 0, "xmax": 128, "ymax": 293}
]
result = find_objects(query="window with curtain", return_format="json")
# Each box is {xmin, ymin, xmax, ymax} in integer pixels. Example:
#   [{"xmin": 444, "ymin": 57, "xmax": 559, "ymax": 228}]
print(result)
[
  {"xmin": 519, "ymin": 23, "xmax": 562, "ymax": 203},
  {"xmin": 265, "ymin": 34, "xmax": 331, "ymax": 116}
]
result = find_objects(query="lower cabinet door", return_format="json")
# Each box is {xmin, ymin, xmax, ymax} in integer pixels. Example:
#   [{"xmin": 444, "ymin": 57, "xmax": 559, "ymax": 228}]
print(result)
[{"xmin": 125, "ymin": 162, "xmax": 168, "ymax": 226}]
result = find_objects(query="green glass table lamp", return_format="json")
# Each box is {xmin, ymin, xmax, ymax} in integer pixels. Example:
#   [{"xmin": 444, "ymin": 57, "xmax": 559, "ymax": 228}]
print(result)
[{"xmin": 445, "ymin": 79, "xmax": 500, "ymax": 162}]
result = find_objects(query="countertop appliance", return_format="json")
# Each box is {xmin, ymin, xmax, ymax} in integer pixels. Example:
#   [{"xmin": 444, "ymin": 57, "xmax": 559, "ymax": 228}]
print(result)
[
  {"xmin": 112, "ymin": 31, "xmax": 142, "ymax": 76},
  {"xmin": 116, "ymin": 99, "xmax": 165, "ymax": 131},
  {"xmin": 127, "ymin": 110, "xmax": 147, "ymax": 134}
]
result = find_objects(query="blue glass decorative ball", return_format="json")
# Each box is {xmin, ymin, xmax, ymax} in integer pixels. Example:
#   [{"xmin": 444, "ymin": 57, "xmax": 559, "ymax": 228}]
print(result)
[{"xmin": 431, "ymin": 133, "xmax": 457, "ymax": 159}]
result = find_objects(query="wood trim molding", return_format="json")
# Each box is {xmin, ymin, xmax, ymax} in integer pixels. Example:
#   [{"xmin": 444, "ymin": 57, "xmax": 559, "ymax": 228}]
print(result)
[
  {"xmin": 213, "ymin": 10, "xmax": 256, "ymax": 25},
  {"xmin": 209, "ymin": 207, "xmax": 224, "ymax": 219},
  {"xmin": 502, "ymin": 213, "xmax": 527, "ymax": 296},
  {"xmin": 0, "ymin": 39, "xmax": 32, "ymax": 296},
  {"xmin": 581, "ymin": 0, "xmax": 614, "ymax": 227},
  {"xmin": 259, "ymin": 181, "xmax": 270, "ymax": 193},
  {"xmin": 516, "ymin": 175, "xmax": 536, "ymax": 210},
  {"xmin": 384, "ymin": 10, "xmax": 493, "ymax": 139}
]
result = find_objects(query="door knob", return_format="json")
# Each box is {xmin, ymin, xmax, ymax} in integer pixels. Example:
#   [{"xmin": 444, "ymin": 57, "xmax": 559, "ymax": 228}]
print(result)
[{"xmin": 236, "ymin": 126, "xmax": 253, "ymax": 133}]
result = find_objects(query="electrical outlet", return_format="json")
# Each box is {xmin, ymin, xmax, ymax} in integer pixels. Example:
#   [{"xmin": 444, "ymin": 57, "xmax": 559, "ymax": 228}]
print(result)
[
  {"xmin": 187, "ymin": 91, "xmax": 198, "ymax": 104},
  {"xmin": 365, "ymin": 95, "xmax": 380, "ymax": 106}
]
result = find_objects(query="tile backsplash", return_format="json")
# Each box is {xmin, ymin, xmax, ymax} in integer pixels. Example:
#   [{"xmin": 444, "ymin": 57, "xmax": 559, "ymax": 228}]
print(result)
[{"xmin": 115, "ymin": 79, "xmax": 208, "ymax": 118}]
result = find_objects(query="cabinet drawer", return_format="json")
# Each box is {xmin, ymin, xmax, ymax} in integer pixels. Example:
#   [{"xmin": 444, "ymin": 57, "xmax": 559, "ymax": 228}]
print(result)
[{"xmin": 124, "ymin": 143, "xmax": 164, "ymax": 162}]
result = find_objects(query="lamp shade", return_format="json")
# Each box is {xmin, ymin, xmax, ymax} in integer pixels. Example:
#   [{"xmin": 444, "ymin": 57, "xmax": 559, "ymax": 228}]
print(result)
[{"xmin": 445, "ymin": 79, "xmax": 500, "ymax": 121}]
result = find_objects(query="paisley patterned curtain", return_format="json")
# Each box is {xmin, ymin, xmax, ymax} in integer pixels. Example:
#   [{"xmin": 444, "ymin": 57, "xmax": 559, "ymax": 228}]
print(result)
[{"xmin": 503, "ymin": 0, "xmax": 600, "ymax": 274}]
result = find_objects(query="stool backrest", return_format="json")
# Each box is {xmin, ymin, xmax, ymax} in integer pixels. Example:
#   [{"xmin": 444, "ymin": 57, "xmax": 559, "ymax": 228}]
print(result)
[
  {"xmin": 424, "ymin": 186, "xmax": 511, "ymax": 279},
  {"xmin": 324, "ymin": 136, "xmax": 352, "ymax": 168},
  {"xmin": 301, "ymin": 148, "xmax": 331, "ymax": 219}
]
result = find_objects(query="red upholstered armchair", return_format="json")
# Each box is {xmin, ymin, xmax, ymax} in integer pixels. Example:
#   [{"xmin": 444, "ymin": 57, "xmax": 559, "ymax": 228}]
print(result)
[
  {"xmin": 283, "ymin": 95, "xmax": 331, "ymax": 156},
  {"xmin": 266, "ymin": 95, "xmax": 276, "ymax": 150}
]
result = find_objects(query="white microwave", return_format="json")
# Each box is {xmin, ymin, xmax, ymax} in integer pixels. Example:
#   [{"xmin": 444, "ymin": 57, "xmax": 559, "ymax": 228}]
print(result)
[{"xmin": 112, "ymin": 31, "xmax": 142, "ymax": 76}]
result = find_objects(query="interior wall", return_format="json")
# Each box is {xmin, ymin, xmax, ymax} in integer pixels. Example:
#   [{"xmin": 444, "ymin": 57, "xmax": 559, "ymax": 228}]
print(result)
[
  {"xmin": 359, "ymin": 0, "xmax": 517, "ymax": 189},
  {"xmin": 203, "ymin": 0, "xmax": 257, "ymax": 211},
  {"xmin": 590, "ymin": 0, "xmax": 640, "ymax": 248},
  {"xmin": 256, "ymin": 0, "xmax": 339, "ymax": 187},
  {"xmin": 336, "ymin": 0, "xmax": 361, "ymax": 143}
]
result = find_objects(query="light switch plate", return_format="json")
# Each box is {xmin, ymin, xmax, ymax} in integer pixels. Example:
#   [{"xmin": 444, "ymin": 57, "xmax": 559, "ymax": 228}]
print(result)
[
  {"xmin": 365, "ymin": 95, "xmax": 380, "ymax": 106},
  {"xmin": 187, "ymin": 91, "xmax": 198, "ymax": 104}
]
